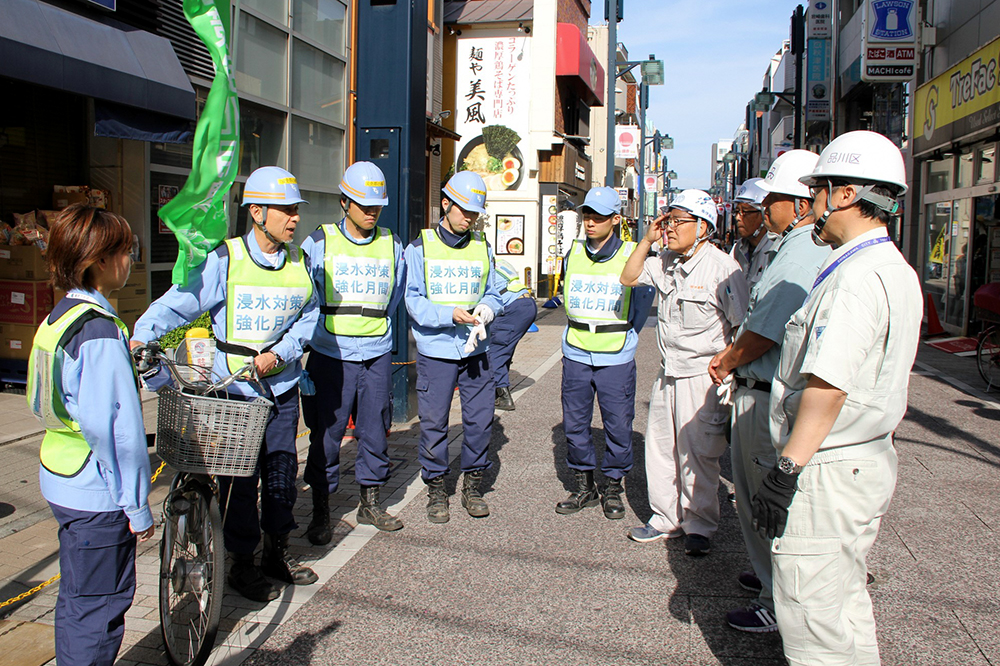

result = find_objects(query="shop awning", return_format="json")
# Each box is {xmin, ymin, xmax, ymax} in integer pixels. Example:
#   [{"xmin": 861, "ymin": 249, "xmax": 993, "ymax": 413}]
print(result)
[
  {"xmin": 0, "ymin": 0, "xmax": 196, "ymax": 121},
  {"xmin": 555, "ymin": 23, "xmax": 605, "ymax": 107}
]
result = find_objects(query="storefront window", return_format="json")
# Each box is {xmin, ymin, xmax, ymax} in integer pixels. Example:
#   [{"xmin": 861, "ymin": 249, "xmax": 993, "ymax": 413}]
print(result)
[
  {"xmin": 236, "ymin": 12, "xmax": 288, "ymax": 104},
  {"xmin": 239, "ymin": 101, "xmax": 286, "ymax": 176},
  {"xmin": 292, "ymin": 39, "xmax": 346, "ymax": 124},
  {"xmin": 946, "ymin": 199, "xmax": 972, "ymax": 329},
  {"xmin": 242, "ymin": 0, "xmax": 288, "ymax": 25},
  {"xmin": 926, "ymin": 157, "xmax": 953, "ymax": 194},
  {"xmin": 978, "ymin": 145, "xmax": 996, "ymax": 184},
  {"xmin": 924, "ymin": 201, "xmax": 951, "ymax": 329},
  {"xmin": 957, "ymin": 151, "xmax": 975, "ymax": 189},
  {"xmin": 293, "ymin": 0, "xmax": 346, "ymax": 54},
  {"xmin": 290, "ymin": 116, "xmax": 344, "ymax": 187}
]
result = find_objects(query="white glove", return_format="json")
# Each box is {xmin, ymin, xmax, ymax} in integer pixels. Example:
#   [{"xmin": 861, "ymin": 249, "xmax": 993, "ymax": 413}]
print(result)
[
  {"xmin": 463, "ymin": 322, "xmax": 487, "ymax": 354},
  {"xmin": 716, "ymin": 374, "xmax": 735, "ymax": 407},
  {"xmin": 472, "ymin": 303, "xmax": 495, "ymax": 327}
]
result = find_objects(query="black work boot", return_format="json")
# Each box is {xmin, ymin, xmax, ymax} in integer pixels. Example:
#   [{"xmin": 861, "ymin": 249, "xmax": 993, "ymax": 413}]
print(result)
[
  {"xmin": 228, "ymin": 552, "xmax": 279, "ymax": 602},
  {"xmin": 461, "ymin": 471, "xmax": 490, "ymax": 518},
  {"xmin": 306, "ymin": 488, "xmax": 332, "ymax": 546},
  {"xmin": 601, "ymin": 477, "xmax": 626, "ymax": 520},
  {"xmin": 261, "ymin": 533, "xmax": 318, "ymax": 585},
  {"xmin": 357, "ymin": 485, "xmax": 403, "ymax": 531},
  {"xmin": 495, "ymin": 386, "xmax": 515, "ymax": 411},
  {"xmin": 555, "ymin": 470, "xmax": 599, "ymax": 514},
  {"xmin": 426, "ymin": 476, "xmax": 450, "ymax": 524}
]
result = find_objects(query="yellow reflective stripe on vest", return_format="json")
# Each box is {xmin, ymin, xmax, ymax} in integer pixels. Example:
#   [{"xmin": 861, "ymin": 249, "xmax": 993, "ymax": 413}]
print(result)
[
  {"xmin": 225, "ymin": 237, "xmax": 314, "ymax": 375},
  {"xmin": 563, "ymin": 240, "xmax": 635, "ymax": 353},
  {"xmin": 28, "ymin": 301, "xmax": 131, "ymax": 477},
  {"xmin": 322, "ymin": 225, "xmax": 394, "ymax": 337},
  {"xmin": 421, "ymin": 228, "xmax": 489, "ymax": 309}
]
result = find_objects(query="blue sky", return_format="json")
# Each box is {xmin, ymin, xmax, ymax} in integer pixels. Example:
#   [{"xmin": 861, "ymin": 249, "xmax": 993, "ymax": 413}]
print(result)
[{"xmin": 591, "ymin": 0, "xmax": 806, "ymax": 190}]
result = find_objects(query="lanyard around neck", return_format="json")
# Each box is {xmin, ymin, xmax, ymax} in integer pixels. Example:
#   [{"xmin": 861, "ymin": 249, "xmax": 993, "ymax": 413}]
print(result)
[{"xmin": 811, "ymin": 236, "xmax": 891, "ymax": 292}]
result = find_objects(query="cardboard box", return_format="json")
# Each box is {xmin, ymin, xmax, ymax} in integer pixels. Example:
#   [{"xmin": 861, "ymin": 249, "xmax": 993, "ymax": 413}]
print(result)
[
  {"xmin": 108, "ymin": 294, "xmax": 148, "ymax": 331},
  {"xmin": 0, "ymin": 280, "xmax": 53, "ymax": 325},
  {"xmin": 0, "ymin": 245, "xmax": 49, "ymax": 280},
  {"xmin": 113, "ymin": 268, "xmax": 148, "ymax": 301},
  {"xmin": 0, "ymin": 323, "xmax": 36, "ymax": 360}
]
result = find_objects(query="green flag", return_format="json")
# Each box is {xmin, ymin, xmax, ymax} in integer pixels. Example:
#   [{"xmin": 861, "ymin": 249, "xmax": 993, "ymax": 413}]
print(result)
[{"xmin": 159, "ymin": 0, "xmax": 240, "ymax": 286}]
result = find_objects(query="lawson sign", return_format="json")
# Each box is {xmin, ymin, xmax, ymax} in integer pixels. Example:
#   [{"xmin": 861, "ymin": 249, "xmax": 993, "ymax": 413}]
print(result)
[{"xmin": 862, "ymin": 0, "xmax": 917, "ymax": 82}]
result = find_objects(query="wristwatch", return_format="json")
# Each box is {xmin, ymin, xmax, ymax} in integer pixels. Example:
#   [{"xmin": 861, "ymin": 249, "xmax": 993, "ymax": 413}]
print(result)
[
  {"xmin": 272, "ymin": 351, "xmax": 284, "ymax": 366},
  {"xmin": 777, "ymin": 456, "xmax": 803, "ymax": 475}
]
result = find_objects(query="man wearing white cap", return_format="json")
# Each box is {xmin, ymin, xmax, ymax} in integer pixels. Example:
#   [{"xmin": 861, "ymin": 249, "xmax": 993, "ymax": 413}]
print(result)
[
  {"xmin": 555, "ymin": 186, "xmax": 654, "ymax": 520},
  {"xmin": 709, "ymin": 149, "xmax": 831, "ymax": 632},
  {"xmin": 730, "ymin": 178, "xmax": 774, "ymax": 290},
  {"xmin": 751, "ymin": 131, "xmax": 920, "ymax": 665},
  {"xmin": 621, "ymin": 189, "xmax": 748, "ymax": 556}
]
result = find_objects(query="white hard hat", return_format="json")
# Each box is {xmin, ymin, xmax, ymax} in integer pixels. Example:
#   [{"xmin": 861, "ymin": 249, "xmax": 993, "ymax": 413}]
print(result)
[
  {"xmin": 799, "ymin": 130, "xmax": 908, "ymax": 195},
  {"xmin": 758, "ymin": 149, "xmax": 819, "ymax": 199},
  {"xmin": 670, "ymin": 189, "xmax": 717, "ymax": 230},
  {"xmin": 734, "ymin": 178, "xmax": 768, "ymax": 207}
]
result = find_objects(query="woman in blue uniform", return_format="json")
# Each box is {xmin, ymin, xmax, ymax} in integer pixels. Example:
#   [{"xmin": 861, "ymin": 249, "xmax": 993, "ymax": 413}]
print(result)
[{"xmin": 27, "ymin": 204, "xmax": 154, "ymax": 666}]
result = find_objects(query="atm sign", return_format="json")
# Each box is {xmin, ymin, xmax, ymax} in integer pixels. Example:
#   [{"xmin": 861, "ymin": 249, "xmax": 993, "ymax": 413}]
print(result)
[{"xmin": 867, "ymin": 47, "xmax": 915, "ymax": 60}]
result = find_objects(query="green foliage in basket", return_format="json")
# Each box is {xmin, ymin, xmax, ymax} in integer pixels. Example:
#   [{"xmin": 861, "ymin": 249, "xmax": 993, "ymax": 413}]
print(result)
[{"xmin": 157, "ymin": 312, "xmax": 213, "ymax": 350}]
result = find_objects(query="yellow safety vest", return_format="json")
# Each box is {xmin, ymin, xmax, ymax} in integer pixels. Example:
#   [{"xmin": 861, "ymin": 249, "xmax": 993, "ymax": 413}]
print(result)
[
  {"xmin": 321, "ymin": 225, "xmax": 395, "ymax": 337},
  {"xmin": 421, "ymin": 228, "xmax": 489, "ymax": 309},
  {"xmin": 27, "ymin": 300, "xmax": 133, "ymax": 477},
  {"xmin": 224, "ymin": 237, "xmax": 313, "ymax": 375},
  {"xmin": 563, "ymin": 239, "xmax": 635, "ymax": 353}
]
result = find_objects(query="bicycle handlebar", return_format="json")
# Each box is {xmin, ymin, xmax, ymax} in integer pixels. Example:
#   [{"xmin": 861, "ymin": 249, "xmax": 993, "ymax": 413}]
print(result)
[{"xmin": 132, "ymin": 341, "xmax": 263, "ymax": 396}]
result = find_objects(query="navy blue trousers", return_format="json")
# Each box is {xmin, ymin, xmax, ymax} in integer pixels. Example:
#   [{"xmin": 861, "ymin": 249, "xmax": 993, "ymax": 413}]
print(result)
[
  {"xmin": 49, "ymin": 503, "xmax": 136, "ymax": 666},
  {"xmin": 416, "ymin": 352, "xmax": 494, "ymax": 480},
  {"xmin": 487, "ymin": 296, "xmax": 537, "ymax": 388},
  {"xmin": 218, "ymin": 385, "xmax": 300, "ymax": 554},
  {"xmin": 561, "ymin": 357, "xmax": 636, "ymax": 479},
  {"xmin": 302, "ymin": 351, "xmax": 392, "ymax": 492}
]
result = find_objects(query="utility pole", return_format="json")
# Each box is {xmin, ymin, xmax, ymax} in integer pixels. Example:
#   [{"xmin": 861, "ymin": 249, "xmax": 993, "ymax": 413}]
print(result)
[
  {"xmin": 605, "ymin": 0, "xmax": 618, "ymax": 187},
  {"xmin": 791, "ymin": 4, "xmax": 805, "ymax": 149}
]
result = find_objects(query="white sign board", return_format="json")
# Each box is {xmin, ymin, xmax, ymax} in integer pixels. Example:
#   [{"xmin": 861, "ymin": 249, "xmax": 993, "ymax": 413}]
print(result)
[
  {"xmin": 616, "ymin": 187, "xmax": 630, "ymax": 203},
  {"xmin": 806, "ymin": 38, "xmax": 831, "ymax": 122},
  {"xmin": 808, "ymin": 0, "xmax": 832, "ymax": 39},
  {"xmin": 643, "ymin": 174, "xmax": 658, "ymax": 193},
  {"xmin": 615, "ymin": 126, "xmax": 640, "ymax": 159},
  {"xmin": 455, "ymin": 33, "xmax": 532, "ymax": 191},
  {"xmin": 861, "ymin": 0, "xmax": 917, "ymax": 82}
]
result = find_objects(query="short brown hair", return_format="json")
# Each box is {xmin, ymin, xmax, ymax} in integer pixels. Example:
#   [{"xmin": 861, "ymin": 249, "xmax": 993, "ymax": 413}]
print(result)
[{"xmin": 47, "ymin": 204, "xmax": 133, "ymax": 291}]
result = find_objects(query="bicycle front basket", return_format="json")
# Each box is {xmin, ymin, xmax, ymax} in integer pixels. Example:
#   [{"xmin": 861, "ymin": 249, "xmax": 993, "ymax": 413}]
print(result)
[{"xmin": 155, "ymin": 386, "xmax": 273, "ymax": 477}]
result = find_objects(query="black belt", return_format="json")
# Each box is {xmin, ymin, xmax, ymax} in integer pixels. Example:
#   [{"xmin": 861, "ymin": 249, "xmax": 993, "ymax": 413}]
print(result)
[
  {"xmin": 735, "ymin": 376, "xmax": 772, "ymax": 393},
  {"xmin": 567, "ymin": 320, "xmax": 632, "ymax": 333},
  {"xmin": 319, "ymin": 305, "xmax": 388, "ymax": 317},
  {"xmin": 216, "ymin": 340, "xmax": 274, "ymax": 358}
]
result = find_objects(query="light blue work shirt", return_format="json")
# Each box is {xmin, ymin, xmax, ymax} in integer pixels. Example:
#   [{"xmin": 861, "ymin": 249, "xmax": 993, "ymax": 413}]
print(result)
[
  {"xmin": 404, "ymin": 222, "xmax": 505, "ymax": 360},
  {"xmin": 301, "ymin": 220, "xmax": 406, "ymax": 361},
  {"xmin": 39, "ymin": 289, "xmax": 153, "ymax": 531},
  {"xmin": 132, "ymin": 231, "xmax": 320, "ymax": 399},
  {"xmin": 560, "ymin": 234, "xmax": 655, "ymax": 367},
  {"xmin": 735, "ymin": 225, "xmax": 831, "ymax": 383}
]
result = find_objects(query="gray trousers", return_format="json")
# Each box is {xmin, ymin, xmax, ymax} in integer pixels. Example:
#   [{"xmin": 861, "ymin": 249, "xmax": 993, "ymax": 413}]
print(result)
[{"xmin": 731, "ymin": 384, "xmax": 776, "ymax": 611}]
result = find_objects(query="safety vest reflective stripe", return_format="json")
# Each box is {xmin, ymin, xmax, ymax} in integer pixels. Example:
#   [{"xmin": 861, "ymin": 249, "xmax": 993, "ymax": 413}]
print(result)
[
  {"xmin": 421, "ymin": 229, "xmax": 489, "ymax": 309},
  {"xmin": 563, "ymin": 240, "xmax": 635, "ymax": 353},
  {"xmin": 322, "ymin": 225, "xmax": 394, "ymax": 337},
  {"xmin": 224, "ymin": 237, "xmax": 314, "ymax": 375},
  {"xmin": 27, "ymin": 301, "xmax": 132, "ymax": 477}
]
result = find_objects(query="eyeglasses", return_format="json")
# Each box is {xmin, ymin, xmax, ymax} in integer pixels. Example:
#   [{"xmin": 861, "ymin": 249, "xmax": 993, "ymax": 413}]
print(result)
[
  {"xmin": 735, "ymin": 206, "xmax": 761, "ymax": 217},
  {"xmin": 664, "ymin": 217, "xmax": 698, "ymax": 228},
  {"xmin": 809, "ymin": 184, "xmax": 844, "ymax": 198}
]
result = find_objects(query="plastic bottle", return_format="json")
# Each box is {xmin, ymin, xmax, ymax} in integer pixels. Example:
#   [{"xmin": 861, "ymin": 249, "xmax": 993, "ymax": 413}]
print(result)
[{"xmin": 184, "ymin": 327, "xmax": 215, "ymax": 380}]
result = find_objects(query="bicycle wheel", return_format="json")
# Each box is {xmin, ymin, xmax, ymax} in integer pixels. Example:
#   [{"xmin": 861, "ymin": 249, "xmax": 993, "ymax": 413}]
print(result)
[
  {"xmin": 977, "ymin": 325, "xmax": 1000, "ymax": 390},
  {"xmin": 160, "ymin": 474, "xmax": 225, "ymax": 666}
]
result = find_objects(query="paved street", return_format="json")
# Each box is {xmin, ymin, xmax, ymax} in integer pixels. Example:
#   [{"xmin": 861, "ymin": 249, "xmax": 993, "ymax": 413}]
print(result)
[{"xmin": 0, "ymin": 304, "xmax": 998, "ymax": 665}]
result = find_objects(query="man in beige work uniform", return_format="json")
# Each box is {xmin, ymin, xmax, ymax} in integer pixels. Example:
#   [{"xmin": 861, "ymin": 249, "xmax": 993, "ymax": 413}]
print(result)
[
  {"xmin": 751, "ymin": 131, "xmax": 922, "ymax": 665},
  {"xmin": 621, "ymin": 189, "xmax": 748, "ymax": 556}
]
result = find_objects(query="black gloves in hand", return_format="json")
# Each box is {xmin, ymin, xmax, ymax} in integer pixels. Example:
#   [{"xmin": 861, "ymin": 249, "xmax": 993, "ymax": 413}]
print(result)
[{"xmin": 751, "ymin": 468, "xmax": 800, "ymax": 540}]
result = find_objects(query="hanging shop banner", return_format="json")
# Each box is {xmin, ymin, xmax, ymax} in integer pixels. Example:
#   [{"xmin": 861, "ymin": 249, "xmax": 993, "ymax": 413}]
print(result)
[
  {"xmin": 158, "ymin": 0, "xmax": 240, "ymax": 286},
  {"xmin": 861, "ymin": 0, "xmax": 917, "ymax": 82},
  {"xmin": 914, "ymin": 37, "xmax": 1000, "ymax": 156},
  {"xmin": 806, "ymin": 38, "xmax": 832, "ymax": 122},
  {"xmin": 455, "ymin": 33, "xmax": 531, "ymax": 192},
  {"xmin": 615, "ymin": 126, "xmax": 640, "ymax": 159}
]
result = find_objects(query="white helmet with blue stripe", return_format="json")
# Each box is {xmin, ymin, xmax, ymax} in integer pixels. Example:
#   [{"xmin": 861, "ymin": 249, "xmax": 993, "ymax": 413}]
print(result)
[
  {"xmin": 670, "ymin": 189, "xmax": 718, "ymax": 230},
  {"xmin": 734, "ymin": 178, "xmax": 768, "ymax": 209},
  {"xmin": 340, "ymin": 161, "xmax": 389, "ymax": 206},
  {"xmin": 443, "ymin": 171, "xmax": 488, "ymax": 214}
]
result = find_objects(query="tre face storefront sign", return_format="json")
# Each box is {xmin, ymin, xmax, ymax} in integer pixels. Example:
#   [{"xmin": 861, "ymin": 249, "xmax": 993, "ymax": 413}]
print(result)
[
  {"xmin": 914, "ymin": 37, "xmax": 1000, "ymax": 155},
  {"xmin": 861, "ymin": 0, "xmax": 917, "ymax": 82}
]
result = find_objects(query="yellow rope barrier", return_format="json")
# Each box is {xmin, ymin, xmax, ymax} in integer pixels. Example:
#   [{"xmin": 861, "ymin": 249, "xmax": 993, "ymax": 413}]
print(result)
[{"xmin": 0, "ymin": 575, "xmax": 62, "ymax": 610}]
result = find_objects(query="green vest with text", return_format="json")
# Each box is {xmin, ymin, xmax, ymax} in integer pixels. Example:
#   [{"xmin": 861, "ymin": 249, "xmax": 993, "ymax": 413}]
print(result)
[
  {"xmin": 421, "ymin": 229, "xmax": 489, "ymax": 309},
  {"xmin": 27, "ymin": 301, "xmax": 132, "ymax": 477},
  {"xmin": 322, "ymin": 225, "xmax": 395, "ymax": 336},
  {"xmin": 224, "ymin": 237, "xmax": 313, "ymax": 375},
  {"xmin": 563, "ymin": 240, "xmax": 635, "ymax": 353}
]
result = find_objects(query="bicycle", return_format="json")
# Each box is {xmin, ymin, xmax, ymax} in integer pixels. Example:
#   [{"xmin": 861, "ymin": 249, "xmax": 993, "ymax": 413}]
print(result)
[{"xmin": 133, "ymin": 341, "xmax": 272, "ymax": 666}]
